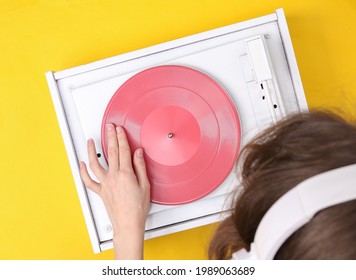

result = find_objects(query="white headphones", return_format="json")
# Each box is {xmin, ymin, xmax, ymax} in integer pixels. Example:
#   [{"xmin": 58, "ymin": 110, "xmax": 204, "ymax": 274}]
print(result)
[{"xmin": 231, "ymin": 164, "xmax": 356, "ymax": 260}]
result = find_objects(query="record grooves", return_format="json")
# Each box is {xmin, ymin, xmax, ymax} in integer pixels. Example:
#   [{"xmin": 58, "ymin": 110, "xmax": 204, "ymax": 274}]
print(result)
[{"xmin": 101, "ymin": 65, "xmax": 241, "ymax": 205}]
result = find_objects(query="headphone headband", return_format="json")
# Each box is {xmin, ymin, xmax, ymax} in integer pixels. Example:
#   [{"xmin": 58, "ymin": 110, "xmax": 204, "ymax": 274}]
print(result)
[{"xmin": 232, "ymin": 164, "xmax": 356, "ymax": 260}]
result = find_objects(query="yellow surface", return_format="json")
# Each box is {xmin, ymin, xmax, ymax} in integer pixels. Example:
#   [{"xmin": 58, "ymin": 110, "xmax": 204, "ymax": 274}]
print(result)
[{"xmin": 0, "ymin": 0, "xmax": 355, "ymax": 260}]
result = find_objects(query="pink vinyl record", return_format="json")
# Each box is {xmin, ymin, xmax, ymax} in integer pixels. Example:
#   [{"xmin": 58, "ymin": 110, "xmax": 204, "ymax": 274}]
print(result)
[{"xmin": 101, "ymin": 65, "xmax": 241, "ymax": 205}]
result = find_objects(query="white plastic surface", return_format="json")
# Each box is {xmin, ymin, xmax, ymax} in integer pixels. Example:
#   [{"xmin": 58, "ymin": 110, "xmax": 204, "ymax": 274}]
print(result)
[{"xmin": 246, "ymin": 36, "xmax": 273, "ymax": 81}]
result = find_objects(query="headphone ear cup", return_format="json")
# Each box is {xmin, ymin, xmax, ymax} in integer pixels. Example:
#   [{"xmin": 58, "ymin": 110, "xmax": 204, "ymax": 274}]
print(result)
[
  {"xmin": 231, "ymin": 243, "xmax": 258, "ymax": 260},
  {"xmin": 232, "ymin": 164, "xmax": 356, "ymax": 260}
]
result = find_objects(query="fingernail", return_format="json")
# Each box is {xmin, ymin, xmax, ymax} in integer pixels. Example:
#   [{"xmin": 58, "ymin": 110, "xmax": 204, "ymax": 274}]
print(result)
[
  {"xmin": 106, "ymin": 123, "xmax": 113, "ymax": 131},
  {"xmin": 116, "ymin": 126, "xmax": 122, "ymax": 133},
  {"xmin": 136, "ymin": 148, "xmax": 143, "ymax": 158}
]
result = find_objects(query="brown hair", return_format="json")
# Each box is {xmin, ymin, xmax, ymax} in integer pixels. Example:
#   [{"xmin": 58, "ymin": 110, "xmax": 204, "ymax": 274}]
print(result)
[{"xmin": 209, "ymin": 110, "xmax": 356, "ymax": 259}]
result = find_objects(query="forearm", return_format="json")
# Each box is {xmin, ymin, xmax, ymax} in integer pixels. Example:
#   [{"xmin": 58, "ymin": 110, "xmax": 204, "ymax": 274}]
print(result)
[{"xmin": 113, "ymin": 228, "xmax": 145, "ymax": 260}]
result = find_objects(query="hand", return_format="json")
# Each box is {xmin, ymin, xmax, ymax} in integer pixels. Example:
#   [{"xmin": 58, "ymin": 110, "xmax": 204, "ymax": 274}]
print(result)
[{"xmin": 79, "ymin": 124, "xmax": 150, "ymax": 259}]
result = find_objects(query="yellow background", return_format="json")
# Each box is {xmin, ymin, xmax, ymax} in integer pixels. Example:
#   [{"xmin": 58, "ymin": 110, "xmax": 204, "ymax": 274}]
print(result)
[{"xmin": 0, "ymin": 0, "xmax": 355, "ymax": 259}]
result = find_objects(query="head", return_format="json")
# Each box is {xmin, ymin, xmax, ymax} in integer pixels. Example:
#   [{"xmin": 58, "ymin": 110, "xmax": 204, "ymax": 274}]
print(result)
[{"xmin": 209, "ymin": 110, "xmax": 356, "ymax": 259}]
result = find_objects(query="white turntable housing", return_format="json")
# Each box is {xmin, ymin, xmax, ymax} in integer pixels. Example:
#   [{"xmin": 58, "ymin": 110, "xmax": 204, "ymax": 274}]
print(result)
[{"xmin": 46, "ymin": 8, "xmax": 308, "ymax": 253}]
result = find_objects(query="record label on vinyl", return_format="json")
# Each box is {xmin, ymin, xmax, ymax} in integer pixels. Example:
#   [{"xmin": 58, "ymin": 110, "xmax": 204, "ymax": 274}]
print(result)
[{"xmin": 101, "ymin": 65, "xmax": 241, "ymax": 205}]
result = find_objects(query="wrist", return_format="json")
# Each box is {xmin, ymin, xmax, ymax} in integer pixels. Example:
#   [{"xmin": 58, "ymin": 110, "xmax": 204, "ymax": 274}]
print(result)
[{"xmin": 112, "ymin": 226, "xmax": 145, "ymax": 260}]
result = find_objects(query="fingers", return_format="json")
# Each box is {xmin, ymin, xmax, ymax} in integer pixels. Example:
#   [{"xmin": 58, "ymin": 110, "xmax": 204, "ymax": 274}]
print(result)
[
  {"xmin": 116, "ymin": 126, "xmax": 133, "ymax": 171},
  {"xmin": 133, "ymin": 148, "xmax": 150, "ymax": 190},
  {"xmin": 79, "ymin": 161, "xmax": 101, "ymax": 195},
  {"xmin": 87, "ymin": 138, "xmax": 106, "ymax": 180},
  {"xmin": 106, "ymin": 123, "xmax": 120, "ymax": 172}
]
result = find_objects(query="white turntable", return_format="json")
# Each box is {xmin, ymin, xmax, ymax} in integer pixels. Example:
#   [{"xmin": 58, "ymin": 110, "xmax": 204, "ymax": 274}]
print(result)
[{"xmin": 46, "ymin": 8, "xmax": 307, "ymax": 253}]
